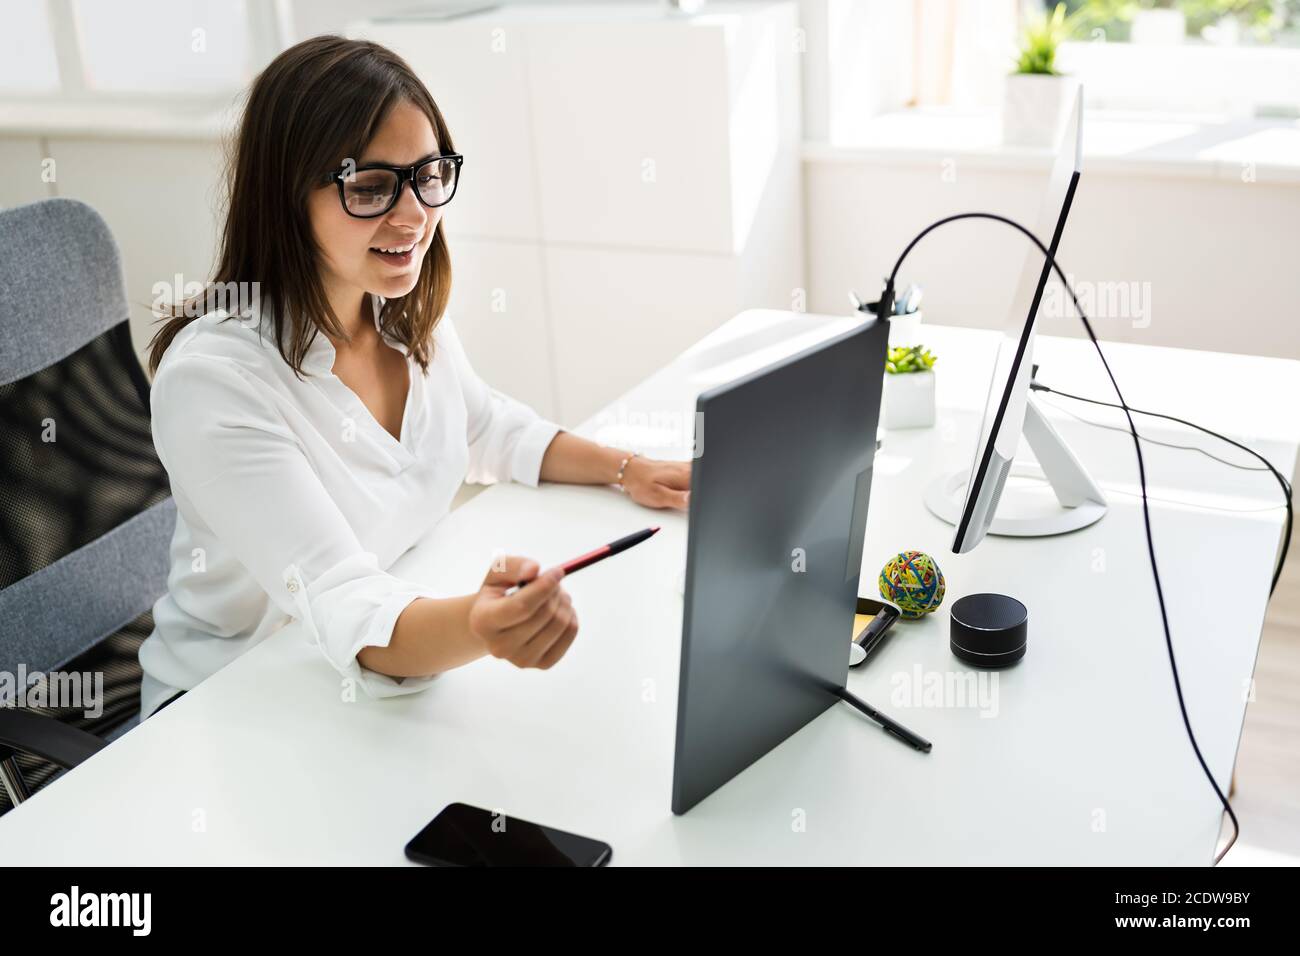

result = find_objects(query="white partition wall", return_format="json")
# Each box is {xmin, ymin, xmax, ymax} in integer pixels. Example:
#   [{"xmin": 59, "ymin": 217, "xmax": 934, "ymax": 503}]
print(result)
[
  {"xmin": 443, "ymin": 236, "xmax": 557, "ymax": 420},
  {"xmin": 354, "ymin": 1, "xmax": 803, "ymax": 426}
]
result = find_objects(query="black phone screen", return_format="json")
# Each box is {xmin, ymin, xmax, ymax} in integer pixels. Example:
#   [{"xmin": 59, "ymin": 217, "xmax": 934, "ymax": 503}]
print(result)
[{"xmin": 405, "ymin": 803, "xmax": 612, "ymax": 867}]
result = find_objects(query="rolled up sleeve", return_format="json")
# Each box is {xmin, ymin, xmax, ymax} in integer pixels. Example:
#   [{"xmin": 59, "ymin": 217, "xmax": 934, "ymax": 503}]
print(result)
[
  {"xmin": 151, "ymin": 356, "xmax": 442, "ymax": 699},
  {"xmin": 439, "ymin": 316, "xmax": 562, "ymax": 488}
]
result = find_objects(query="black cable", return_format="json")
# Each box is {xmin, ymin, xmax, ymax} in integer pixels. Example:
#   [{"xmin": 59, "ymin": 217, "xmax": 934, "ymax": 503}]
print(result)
[
  {"xmin": 1041, "ymin": 397, "xmax": 1278, "ymax": 475},
  {"xmin": 1031, "ymin": 383, "xmax": 1292, "ymax": 596},
  {"xmin": 882, "ymin": 211, "xmax": 1242, "ymax": 863}
]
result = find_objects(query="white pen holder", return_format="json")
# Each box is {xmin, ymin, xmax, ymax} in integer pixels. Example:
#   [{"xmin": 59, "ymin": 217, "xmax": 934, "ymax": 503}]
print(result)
[{"xmin": 888, "ymin": 309, "xmax": 922, "ymax": 347}]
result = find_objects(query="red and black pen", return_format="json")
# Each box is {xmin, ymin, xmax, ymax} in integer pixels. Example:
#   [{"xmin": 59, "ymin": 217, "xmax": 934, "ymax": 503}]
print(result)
[{"xmin": 505, "ymin": 526, "xmax": 661, "ymax": 595}]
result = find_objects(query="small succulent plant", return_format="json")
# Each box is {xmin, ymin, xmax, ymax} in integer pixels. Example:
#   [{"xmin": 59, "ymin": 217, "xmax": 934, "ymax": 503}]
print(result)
[
  {"xmin": 1015, "ymin": 2, "xmax": 1080, "ymax": 75},
  {"xmin": 886, "ymin": 345, "xmax": 937, "ymax": 375}
]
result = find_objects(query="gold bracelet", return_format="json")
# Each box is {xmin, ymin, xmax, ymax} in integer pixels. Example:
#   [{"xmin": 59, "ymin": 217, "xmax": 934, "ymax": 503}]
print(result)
[{"xmin": 616, "ymin": 452, "xmax": 638, "ymax": 492}]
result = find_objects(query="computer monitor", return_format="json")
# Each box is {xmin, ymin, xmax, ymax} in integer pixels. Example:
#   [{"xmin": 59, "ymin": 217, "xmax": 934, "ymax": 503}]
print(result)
[
  {"xmin": 924, "ymin": 87, "xmax": 1107, "ymax": 552},
  {"xmin": 672, "ymin": 317, "xmax": 889, "ymax": 815}
]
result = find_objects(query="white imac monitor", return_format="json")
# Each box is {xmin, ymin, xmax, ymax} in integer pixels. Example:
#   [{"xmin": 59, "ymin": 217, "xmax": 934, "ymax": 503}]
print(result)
[{"xmin": 924, "ymin": 87, "xmax": 1107, "ymax": 552}]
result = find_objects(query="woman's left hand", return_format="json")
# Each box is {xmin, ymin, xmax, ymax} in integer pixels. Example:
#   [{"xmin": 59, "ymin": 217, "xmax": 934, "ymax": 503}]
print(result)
[{"xmin": 620, "ymin": 456, "xmax": 692, "ymax": 511}]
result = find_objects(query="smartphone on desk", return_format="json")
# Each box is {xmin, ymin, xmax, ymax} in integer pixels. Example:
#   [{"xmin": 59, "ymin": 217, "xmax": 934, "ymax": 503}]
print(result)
[{"xmin": 405, "ymin": 803, "xmax": 612, "ymax": 867}]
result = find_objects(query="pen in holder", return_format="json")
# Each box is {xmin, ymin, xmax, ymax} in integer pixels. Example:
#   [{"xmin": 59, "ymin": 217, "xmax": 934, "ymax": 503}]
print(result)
[{"xmin": 849, "ymin": 280, "xmax": 924, "ymax": 346}]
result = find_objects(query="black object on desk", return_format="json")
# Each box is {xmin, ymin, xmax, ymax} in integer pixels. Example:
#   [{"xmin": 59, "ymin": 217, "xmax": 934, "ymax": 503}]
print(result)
[
  {"xmin": 850, "ymin": 597, "xmax": 901, "ymax": 668},
  {"xmin": 405, "ymin": 803, "xmax": 611, "ymax": 867},
  {"xmin": 950, "ymin": 592, "xmax": 1028, "ymax": 667}
]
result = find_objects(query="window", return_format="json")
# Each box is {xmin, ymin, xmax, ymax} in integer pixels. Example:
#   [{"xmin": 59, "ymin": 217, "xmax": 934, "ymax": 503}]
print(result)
[
  {"xmin": 72, "ymin": 0, "xmax": 254, "ymax": 95},
  {"xmin": 1053, "ymin": 0, "xmax": 1300, "ymax": 116},
  {"xmin": 1063, "ymin": 0, "xmax": 1300, "ymax": 47},
  {"xmin": 0, "ymin": 0, "xmax": 61, "ymax": 93},
  {"xmin": 0, "ymin": 0, "xmax": 286, "ymax": 103},
  {"xmin": 816, "ymin": 0, "xmax": 1300, "ymax": 148}
]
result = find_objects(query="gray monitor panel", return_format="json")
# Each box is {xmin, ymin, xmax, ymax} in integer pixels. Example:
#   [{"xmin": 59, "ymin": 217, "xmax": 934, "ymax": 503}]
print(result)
[{"xmin": 672, "ymin": 317, "xmax": 889, "ymax": 815}]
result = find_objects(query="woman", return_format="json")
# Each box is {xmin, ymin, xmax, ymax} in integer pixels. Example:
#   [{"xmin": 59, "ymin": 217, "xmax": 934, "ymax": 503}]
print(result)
[{"xmin": 139, "ymin": 36, "xmax": 691, "ymax": 719}]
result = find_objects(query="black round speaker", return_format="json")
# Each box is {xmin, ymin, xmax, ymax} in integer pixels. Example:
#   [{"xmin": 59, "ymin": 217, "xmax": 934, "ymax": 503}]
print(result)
[{"xmin": 950, "ymin": 593, "xmax": 1028, "ymax": 668}]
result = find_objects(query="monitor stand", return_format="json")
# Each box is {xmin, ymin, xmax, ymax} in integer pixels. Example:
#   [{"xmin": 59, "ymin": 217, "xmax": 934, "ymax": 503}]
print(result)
[{"xmin": 923, "ymin": 396, "xmax": 1108, "ymax": 537}]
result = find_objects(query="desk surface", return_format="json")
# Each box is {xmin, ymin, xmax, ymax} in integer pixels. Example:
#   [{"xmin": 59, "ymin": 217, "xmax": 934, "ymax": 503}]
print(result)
[{"xmin": 2, "ymin": 311, "xmax": 1296, "ymax": 865}]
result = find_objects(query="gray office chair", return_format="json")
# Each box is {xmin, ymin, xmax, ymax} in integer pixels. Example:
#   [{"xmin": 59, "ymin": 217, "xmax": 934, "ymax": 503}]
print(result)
[{"xmin": 0, "ymin": 198, "xmax": 175, "ymax": 812}]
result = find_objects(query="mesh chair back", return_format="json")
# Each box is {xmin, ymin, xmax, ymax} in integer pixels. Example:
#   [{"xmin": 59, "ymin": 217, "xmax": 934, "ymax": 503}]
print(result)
[{"xmin": 0, "ymin": 199, "xmax": 176, "ymax": 809}]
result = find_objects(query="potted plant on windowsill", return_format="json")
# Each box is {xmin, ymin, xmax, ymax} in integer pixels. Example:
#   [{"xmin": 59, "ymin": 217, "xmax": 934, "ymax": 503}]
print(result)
[
  {"xmin": 1002, "ymin": 2, "xmax": 1080, "ymax": 148},
  {"xmin": 882, "ymin": 345, "xmax": 937, "ymax": 430}
]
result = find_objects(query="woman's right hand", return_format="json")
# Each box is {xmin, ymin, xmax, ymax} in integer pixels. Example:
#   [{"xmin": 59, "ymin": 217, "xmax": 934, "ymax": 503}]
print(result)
[{"xmin": 469, "ymin": 556, "xmax": 579, "ymax": 670}]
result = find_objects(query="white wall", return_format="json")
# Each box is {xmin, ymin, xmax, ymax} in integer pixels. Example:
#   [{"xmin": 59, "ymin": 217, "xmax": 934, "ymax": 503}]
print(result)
[
  {"xmin": 6, "ymin": 129, "xmax": 1297, "ymax": 392},
  {"xmin": 805, "ymin": 154, "xmax": 1300, "ymax": 359}
]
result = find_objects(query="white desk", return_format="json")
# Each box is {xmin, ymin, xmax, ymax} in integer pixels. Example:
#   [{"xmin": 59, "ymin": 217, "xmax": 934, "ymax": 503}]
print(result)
[{"xmin": 2, "ymin": 311, "xmax": 1296, "ymax": 865}]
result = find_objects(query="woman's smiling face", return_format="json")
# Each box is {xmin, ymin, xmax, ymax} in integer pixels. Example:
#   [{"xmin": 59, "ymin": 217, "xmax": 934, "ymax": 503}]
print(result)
[{"xmin": 309, "ymin": 99, "xmax": 443, "ymax": 311}]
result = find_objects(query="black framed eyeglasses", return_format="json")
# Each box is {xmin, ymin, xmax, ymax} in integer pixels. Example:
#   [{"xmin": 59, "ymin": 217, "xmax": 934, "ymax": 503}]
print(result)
[{"xmin": 323, "ymin": 154, "xmax": 464, "ymax": 218}]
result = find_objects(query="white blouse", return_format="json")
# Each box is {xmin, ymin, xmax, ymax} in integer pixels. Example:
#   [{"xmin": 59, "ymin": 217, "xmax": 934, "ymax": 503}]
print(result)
[{"xmin": 138, "ymin": 296, "xmax": 562, "ymax": 719}]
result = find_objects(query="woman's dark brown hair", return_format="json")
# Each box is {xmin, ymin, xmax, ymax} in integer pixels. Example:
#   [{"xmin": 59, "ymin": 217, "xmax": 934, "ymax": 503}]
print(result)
[{"xmin": 148, "ymin": 36, "xmax": 455, "ymax": 376}]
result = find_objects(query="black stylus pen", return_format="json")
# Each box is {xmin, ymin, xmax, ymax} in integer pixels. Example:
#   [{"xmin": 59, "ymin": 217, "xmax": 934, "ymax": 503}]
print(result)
[{"xmin": 834, "ymin": 686, "xmax": 932, "ymax": 753}]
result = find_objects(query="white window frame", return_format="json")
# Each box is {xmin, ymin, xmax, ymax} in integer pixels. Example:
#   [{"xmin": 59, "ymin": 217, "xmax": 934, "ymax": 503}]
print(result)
[
  {"xmin": 0, "ymin": 0, "xmax": 291, "ymax": 109},
  {"xmin": 1056, "ymin": 38, "xmax": 1300, "ymax": 119},
  {"xmin": 806, "ymin": 0, "xmax": 1300, "ymax": 148}
]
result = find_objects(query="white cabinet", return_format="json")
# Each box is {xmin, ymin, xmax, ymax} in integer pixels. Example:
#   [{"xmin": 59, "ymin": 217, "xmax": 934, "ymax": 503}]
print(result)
[
  {"xmin": 354, "ymin": 1, "xmax": 802, "ymax": 426},
  {"xmin": 544, "ymin": 244, "xmax": 744, "ymax": 422},
  {"xmin": 524, "ymin": 17, "xmax": 737, "ymax": 253},
  {"xmin": 372, "ymin": 19, "xmax": 539, "ymax": 242},
  {"xmin": 442, "ymin": 233, "xmax": 558, "ymax": 421}
]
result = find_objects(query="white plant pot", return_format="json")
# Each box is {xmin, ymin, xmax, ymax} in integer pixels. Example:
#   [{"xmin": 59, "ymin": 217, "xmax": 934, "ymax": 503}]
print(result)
[
  {"xmin": 1002, "ymin": 73, "xmax": 1076, "ymax": 148},
  {"xmin": 883, "ymin": 370, "xmax": 935, "ymax": 430},
  {"xmin": 1131, "ymin": 9, "xmax": 1186, "ymax": 45}
]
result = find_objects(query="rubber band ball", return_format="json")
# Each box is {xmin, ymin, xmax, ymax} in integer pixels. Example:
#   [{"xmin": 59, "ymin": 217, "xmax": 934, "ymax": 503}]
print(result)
[{"xmin": 878, "ymin": 551, "xmax": 946, "ymax": 619}]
